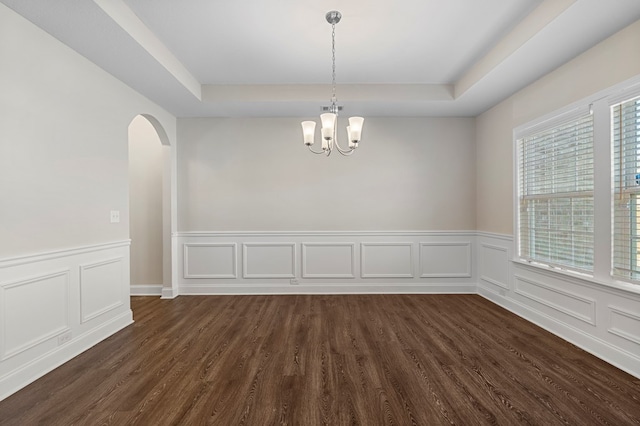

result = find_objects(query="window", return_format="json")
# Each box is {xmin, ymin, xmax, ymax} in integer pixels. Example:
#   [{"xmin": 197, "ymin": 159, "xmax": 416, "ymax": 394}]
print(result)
[
  {"xmin": 515, "ymin": 76, "xmax": 640, "ymax": 288},
  {"xmin": 612, "ymin": 96, "xmax": 640, "ymax": 280},
  {"xmin": 517, "ymin": 113, "xmax": 594, "ymax": 272}
]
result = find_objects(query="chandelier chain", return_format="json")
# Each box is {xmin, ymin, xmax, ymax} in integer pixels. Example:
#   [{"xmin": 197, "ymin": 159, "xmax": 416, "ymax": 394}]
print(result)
[{"xmin": 331, "ymin": 22, "xmax": 337, "ymax": 106}]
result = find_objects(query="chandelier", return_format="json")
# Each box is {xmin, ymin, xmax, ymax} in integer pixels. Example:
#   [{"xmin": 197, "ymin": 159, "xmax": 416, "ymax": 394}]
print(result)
[{"xmin": 301, "ymin": 11, "xmax": 364, "ymax": 156}]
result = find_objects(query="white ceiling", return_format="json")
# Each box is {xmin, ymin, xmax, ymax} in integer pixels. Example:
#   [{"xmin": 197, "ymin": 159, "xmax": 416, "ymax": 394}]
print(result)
[{"xmin": 3, "ymin": 0, "xmax": 640, "ymax": 117}]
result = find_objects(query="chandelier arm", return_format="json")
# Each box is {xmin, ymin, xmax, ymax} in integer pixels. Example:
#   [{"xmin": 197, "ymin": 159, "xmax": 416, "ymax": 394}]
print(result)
[
  {"xmin": 332, "ymin": 138, "xmax": 355, "ymax": 155},
  {"xmin": 307, "ymin": 145, "xmax": 328, "ymax": 155},
  {"xmin": 331, "ymin": 121, "xmax": 355, "ymax": 154},
  {"xmin": 335, "ymin": 146, "xmax": 356, "ymax": 156}
]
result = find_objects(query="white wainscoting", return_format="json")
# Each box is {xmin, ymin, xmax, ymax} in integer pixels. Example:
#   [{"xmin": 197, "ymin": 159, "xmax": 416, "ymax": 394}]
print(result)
[
  {"xmin": 0, "ymin": 241, "xmax": 133, "ymax": 401},
  {"xmin": 477, "ymin": 232, "xmax": 640, "ymax": 379},
  {"xmin": 177, "ymin": 232, "xmax": 477, "ymax": 294}
]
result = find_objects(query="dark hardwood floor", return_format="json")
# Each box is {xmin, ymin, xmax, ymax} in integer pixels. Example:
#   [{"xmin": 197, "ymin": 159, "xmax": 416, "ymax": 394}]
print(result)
[{"xmin": 0, "ymin": 294, "xmax": 638, "ymax": 425}]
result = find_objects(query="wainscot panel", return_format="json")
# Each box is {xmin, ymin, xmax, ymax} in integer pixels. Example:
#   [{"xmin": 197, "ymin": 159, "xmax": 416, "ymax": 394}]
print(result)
[
  {"xmin": 177, "ymin": 232, "xmax": 477, "ymax": 294},
  {"xmin": 479, "ymin": 242, "xmax": 510, "ymax": 290},
  {"xmin": 80, "ymin": 258, "xmax": 125, "ymax": 323},
  {"xmin": 0, "ymin": 241, "xmax": 133, "ymax": 401},
  {"xmin": 605, "ymin": 301, "xmax": 640, "ymax": 358},
  {"xmin": 184, "ymin": 243, "xmax": 237, "ymax": 279},
  {"xmin": 1, "ymin": 270, "xmax": 70, "ymax": 360},
  {"xmin": 514, "ymin": 274, "xmax": 596, "ymax": 326},
  {"xmin": 302, "ymin": 243, "xmax": 355, "ymax": 279},
  {"xmin": 361, "ymin": 243, "xmax": 414, "ymax": 278},
  {"xmin": 419, "ymin": 242, "xmax": 472, "ymax": 278},
  {"xmin": 242, "ymin": 243, "xmax": 296, "ymax": 279},
  {"xmin": 608, "ymin": 306, "xmax": 640, "ymax": 345}
]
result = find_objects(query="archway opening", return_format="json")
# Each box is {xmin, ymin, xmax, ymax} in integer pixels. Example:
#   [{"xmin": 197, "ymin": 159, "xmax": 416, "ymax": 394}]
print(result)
[{"xmin": 128, "ymin": 114, "xmax": 172, "ymax": 296}]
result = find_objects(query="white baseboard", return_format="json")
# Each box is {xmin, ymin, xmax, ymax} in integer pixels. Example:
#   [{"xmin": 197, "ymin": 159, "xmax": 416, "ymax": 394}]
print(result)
[
  {"xmin": 0, "ymin": 310, "xmax": 132, "ymax": 401},
  {"xmin": 179, "ymin": 283, "xmax": 476, "ymax": 295},
  {"xmin": 161, "ymin": 286, "xmax": 179, "ymax": 299},
  {"xmin": 130, "ymin": 284, "xmax": 163, "ymax": 296}
]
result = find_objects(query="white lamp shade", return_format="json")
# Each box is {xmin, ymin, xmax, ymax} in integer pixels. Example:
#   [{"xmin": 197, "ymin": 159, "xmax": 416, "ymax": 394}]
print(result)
[
  {"xmin": 320, "ymin": 113, "xmax": 336, "ymax": 132},
  {"xmin": 301, "ymin": 121, "xmax": 316, "ymax": 145},
  {"xmin": 348, "ymin": 116, "xmax": 364, "ymax": 141}
]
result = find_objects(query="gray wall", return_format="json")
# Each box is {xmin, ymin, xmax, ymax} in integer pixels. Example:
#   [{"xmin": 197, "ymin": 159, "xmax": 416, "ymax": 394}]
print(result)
[
  {"xmin": 0, "ymin": 3, "xmax": 176, "ymax": 258},
  {"xmin": 177, "ymin": 117, "xmax": 476, "ymax": 232},
  {"xmin": 475, "ymin": 19, "xmax": 640, "ymax": 235}
]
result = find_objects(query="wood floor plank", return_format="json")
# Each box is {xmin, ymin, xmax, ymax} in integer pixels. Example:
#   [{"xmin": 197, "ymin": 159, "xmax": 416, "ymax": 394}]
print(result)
[{"xmin": 0, "ymin": 294, "xmax": 639, "ymax": 425}]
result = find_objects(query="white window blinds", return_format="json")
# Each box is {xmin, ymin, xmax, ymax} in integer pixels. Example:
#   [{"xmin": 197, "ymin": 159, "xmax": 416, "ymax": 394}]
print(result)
[
  {"xmin": 518, "ymin": 114, "xmax": 594, "ymax": 272},
  {"xmin": 612, "ymin": 96, "xmax": 640, "ymax": 280}
]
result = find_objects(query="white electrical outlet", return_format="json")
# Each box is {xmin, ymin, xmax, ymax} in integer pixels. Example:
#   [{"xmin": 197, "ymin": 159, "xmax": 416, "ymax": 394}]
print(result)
[
  {"xmin": 57, "ymin": 331, "xmax": 72, "ymax": 345},
  {"xmin": 110, "ymin": 210, "xmax": 120, "ymax": 223},
  {"xmin": 290, "ymin": 278, "xmax": 299, "ymax": 285}
]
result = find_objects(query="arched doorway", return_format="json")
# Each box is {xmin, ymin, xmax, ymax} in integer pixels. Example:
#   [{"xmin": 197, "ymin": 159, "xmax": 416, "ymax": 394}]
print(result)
[{"xmin": 128, "ymin": 114, "xmax": 176, "ymax": 298}]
